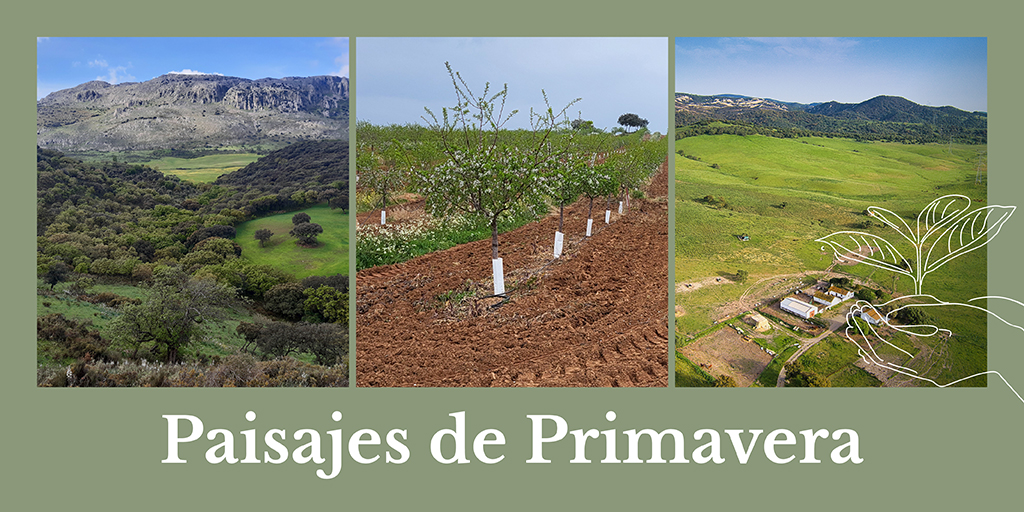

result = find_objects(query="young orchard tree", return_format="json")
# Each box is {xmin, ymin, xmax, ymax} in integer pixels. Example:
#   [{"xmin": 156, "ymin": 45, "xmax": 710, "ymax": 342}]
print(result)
[
  {"xmin": 610, "ymin": 137, "xmax": 665, "ymax": 212},
  {"xmin": 547, "ymin": 148, "xmax": 589, "ymax": 257},
  {"xmin": 418, "ymin": 63, "xmax": 580, "ymax": 292},
  {"xmin": 356, "ymin": 138, "xmax": 412, "ymax": 225},
  {"xmin": 572, "ymin": 132, "xmax": 624, "ymax": 224},
  {"xmin": 578, "ymin": 161, "xmax": 619, "ymax": 234},
  {"xmin": 550, "ymin": 155, "xmax": 585, "ymax": 233}
]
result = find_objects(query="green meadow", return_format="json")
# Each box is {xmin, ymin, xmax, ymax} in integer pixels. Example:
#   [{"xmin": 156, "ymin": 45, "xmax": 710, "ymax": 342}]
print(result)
[
  {"xmin": 676, "ymin": 135, "xmax": 988, "ymax": 386},
  {"xmin": 235, "ymin": 204, "xmax": 349, "ymax": 279},
  {"xmin": 141, "ymin": 153, "xmax": 261, "ymax": 182}
]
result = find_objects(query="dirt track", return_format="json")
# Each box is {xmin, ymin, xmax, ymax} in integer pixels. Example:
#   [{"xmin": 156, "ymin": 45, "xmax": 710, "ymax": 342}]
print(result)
[{"xmin": 356, "ymin": 163, "xmax": 669, "ymax": 387}]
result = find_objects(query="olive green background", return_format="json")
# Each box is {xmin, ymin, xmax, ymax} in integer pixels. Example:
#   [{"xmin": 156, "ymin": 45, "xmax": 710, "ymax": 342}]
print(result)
[{"xmin": 6, "ymin": 1, "xmax": 1024, "ymax": 510}]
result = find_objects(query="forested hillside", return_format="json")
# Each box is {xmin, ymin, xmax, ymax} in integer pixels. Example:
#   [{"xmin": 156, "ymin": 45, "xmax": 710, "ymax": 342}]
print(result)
[
  {"xmin": 36, "ymin": 142, "xmax": 350, "ymax": 387},
  {"xmin": 676, "ymin": 93, "xmax": 987, "ymax": 144}
]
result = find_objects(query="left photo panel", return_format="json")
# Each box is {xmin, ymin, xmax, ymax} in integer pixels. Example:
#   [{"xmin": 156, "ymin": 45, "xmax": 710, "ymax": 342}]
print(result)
[{"xmin": 36, "ymin": 37, "xmax": 351, "ymax": 387}]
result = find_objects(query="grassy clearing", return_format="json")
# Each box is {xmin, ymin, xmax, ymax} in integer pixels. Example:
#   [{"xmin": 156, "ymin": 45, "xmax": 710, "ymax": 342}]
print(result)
[
  {"xmin": 796, "ymin": 335, "xmax": 863, "ymax": 381},
  {"xmin": 676, "ymin": 136, "xmax": 984, "ymax": 280},
  {"xmin": 829, "ymin": 365, "xmax": 882, "ymax": 387},
  {"xmin": 756, "ymin": 344, "xmax": 800, "ymax": 387},
  {"xmin": 37, "ymin": 284, "xmax": 256, "ymax": 366},
  {"xmin": 756, "ymin": 335, "xmax": 799, "ymax": 354},
  {"xmin": 37, "ymin": 293, "xmax": 118, "ymax": 331},
  {"xmin": 675, "ymin": 352, "xmax": 714, "ymax": 387},
  {"xmin": 235, "ymin": 204, "xmax": 349, "ymax": 279},
  {"xmin": 141, "ymin": 154, "xmax": 261, "ymax": 182}
]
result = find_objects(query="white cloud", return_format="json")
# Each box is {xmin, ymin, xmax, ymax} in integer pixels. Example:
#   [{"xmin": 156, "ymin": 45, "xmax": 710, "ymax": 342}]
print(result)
[
  {"xmin": 168, "ymin": 69, "xmax": 224, "ymax": 76},
  {"xmin": 96, "ymin": 66, "xmax": 135, "ymax": 84},
  {"xmin": 89, "ymin": 59, "xmax": 108, "ymax": 68},
  {"xmin": 37, "ymin": 37, "xmax": 49, "ymax": 43},
  {"xmin": 332, "ymin": 53, "xmax": 349, "ymax": 77}
]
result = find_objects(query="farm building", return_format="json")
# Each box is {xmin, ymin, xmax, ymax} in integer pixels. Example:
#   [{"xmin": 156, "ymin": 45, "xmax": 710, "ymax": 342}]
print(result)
[
  {"xmin": 827, "ymin": 285, "xmax": 855, "ymax": 300},
  {"xmin": 781, "ymin": 297, "xmax": 819, "ymax": 319},
  {"xmin": 813, "ymin": 291, "xmax": 842, "ymax": 308},
  {"xmin": 861, "ymin": 308, "xmax": 883, "ymax": 325},
  {"xmin": 744, "ymin": 313, "xmax": 770, "ymax": 332}
]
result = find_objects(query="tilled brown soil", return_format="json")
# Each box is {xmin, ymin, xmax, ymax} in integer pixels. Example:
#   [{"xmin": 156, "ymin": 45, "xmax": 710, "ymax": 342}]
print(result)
[{"xmin": 356, "ymin": 164, "xmax": 669, "ymax": 387}]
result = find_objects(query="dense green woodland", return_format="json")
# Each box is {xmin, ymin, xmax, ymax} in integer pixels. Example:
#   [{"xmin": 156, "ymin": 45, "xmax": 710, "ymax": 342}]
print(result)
[
  {"xmin": 36, "ymin": 142, "xmax": 350, "ymax": 387},
  {"xmin": 676, "ymin": 117, "xmax": 986, "ymax": 145}
]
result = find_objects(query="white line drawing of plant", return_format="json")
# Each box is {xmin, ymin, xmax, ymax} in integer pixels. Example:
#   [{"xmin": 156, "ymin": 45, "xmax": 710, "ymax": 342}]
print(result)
[
  {"xmin": 815, "ymin": 195, "xmax": 1024, "ymax": 402},
  {"xmin": 845, "ymin": 298, "xmax": 1024, "ymax": 402},
  {"xmin": 816, "ymin": 194, "xmax": 1014, "ymax": 296}
]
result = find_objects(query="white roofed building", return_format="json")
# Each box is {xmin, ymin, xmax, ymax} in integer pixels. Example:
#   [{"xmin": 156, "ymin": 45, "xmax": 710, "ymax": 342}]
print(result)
[
  {"xmin": 781, "ymin": 297, "xmax": 819, "ymax": 319},
  {"xmin": 861, "ymin": 308, "xmax": 883, "ymax": 325},
  {"xmin": 827, "ymin": 285, "xmax": 855, "ymax": 301}
]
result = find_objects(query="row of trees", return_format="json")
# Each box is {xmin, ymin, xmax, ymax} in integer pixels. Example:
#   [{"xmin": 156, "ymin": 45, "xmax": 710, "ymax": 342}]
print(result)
[{"xmin": 357, "ymin": 64, "xmax": 665, "ymax": 292}]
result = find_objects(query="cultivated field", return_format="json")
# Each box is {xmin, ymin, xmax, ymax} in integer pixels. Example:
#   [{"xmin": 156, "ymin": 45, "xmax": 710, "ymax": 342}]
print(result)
[
  {"xmin": 141, "ymin": 153, "xmax": 261, "ymax": 182},
  {"xmin": 357, "ymin": 163, "xmax": 669, "ymax": 387}
]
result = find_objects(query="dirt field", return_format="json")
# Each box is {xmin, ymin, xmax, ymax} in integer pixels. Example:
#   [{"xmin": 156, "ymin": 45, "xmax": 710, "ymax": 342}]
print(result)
[
  {"xmin": 679, "ymin": 328, "xmax": 772, "ymax": 387},
  {"xmin": 356, "ymin": 163, "xmax": 669, "ymax": 387}
]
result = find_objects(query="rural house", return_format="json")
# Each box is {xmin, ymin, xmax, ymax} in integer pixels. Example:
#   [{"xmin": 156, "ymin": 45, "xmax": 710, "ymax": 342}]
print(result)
[
  {"xmin": 744, "ymin": 313, "xmax": 770, "ymax": 332},
  {"xmin": 813, "ymin": 291, "xmax": 842, "ymax": 308},
  {"xmin": 861, "ymin": 308, "xmax": 883, "ymax": 325},
  {"xmin": 827, "ymin": 285, "xmax": 855, "ymax": 301}
]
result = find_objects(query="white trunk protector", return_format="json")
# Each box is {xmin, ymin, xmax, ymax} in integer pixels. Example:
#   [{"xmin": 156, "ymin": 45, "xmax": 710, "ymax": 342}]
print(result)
[{"xmin": 492, "ymin": 258, "xmax": 505, "ymax": 295}]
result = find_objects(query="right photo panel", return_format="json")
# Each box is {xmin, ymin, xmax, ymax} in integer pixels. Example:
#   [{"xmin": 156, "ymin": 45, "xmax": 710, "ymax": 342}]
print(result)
[{"xmin": 674, "ymin": 37, "xmax": 992, "ymax": 388}]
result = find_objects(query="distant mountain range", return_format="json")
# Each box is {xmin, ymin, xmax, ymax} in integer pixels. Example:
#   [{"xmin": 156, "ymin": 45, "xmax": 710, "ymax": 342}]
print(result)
[
  {"xmin": 675, "ymin": 93, "xmax": 986, "ymax": 143},
  {"xmin": 37, "ymin": 74, "xmax": 349, "ymax": 151}
]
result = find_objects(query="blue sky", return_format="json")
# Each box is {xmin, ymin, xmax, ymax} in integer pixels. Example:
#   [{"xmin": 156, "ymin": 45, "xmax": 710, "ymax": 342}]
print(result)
[
  {"xmin": 676, "ymin": 37, "xmax": 987, "ymax": 112},
  {"xmin": 357, "ymin": 38, "xmax": 669, "ymax": 133},
  {"xmin": 36, "ymin": 37, "xmax": 349, "ymax": 100}
]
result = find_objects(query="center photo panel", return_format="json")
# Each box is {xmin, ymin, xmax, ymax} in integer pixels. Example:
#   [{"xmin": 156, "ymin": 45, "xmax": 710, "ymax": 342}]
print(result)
[{"xmin": 354, "ymin": 37, "xmax": 670, "ymax": 387}]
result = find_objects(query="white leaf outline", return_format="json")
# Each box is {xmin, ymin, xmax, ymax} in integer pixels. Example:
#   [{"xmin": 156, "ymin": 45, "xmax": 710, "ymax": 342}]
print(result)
[
  {"xmin": 922, "ymin": 204, "xmax": 1015, "ymax": 278},
  {"xmin": 816, "ymin": 231, "xmax": 914, "ymax": 278},
  {"xmin": 866, "ymin": 206, "xmax": 917, "ymax": 245},
  {"xmin": 916, "ymin": 194, "xmax": 974, "ymax": 243}
]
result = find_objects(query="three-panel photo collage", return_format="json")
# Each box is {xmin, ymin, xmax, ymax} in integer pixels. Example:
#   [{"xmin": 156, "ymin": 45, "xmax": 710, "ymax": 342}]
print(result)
[{"xmin": 36, "ymin": 36, "xmax": 991, "ymax": 389}]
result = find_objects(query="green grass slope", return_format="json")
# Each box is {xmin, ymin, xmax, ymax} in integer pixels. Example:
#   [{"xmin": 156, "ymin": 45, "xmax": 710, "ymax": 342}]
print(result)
[{"xmin": 235, "ymin": 204, "xmax": 349, "ymax": 279}]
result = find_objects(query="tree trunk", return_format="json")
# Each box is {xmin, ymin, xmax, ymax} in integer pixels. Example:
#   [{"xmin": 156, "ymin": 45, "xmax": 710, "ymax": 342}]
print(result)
[
  {"xmin": 558, "ymin": 203, "xmax": 564, "ymax": 232},
  {"xmin": 491, "ymin": 216, "xmax": 500, "ymax": 260},
  {"xmin": 588, "ymin": 197, "xmax": 594, "ymax": 220}
]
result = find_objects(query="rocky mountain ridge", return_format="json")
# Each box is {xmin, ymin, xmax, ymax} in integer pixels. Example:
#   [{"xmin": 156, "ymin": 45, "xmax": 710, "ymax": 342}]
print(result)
[
  {"xmin": 676, "ymin": 92, "xmax": 985, "ymax": 124},
  {"xmin": 37, "ymin": 74, "xmax": 348, "ymax": 151}
]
